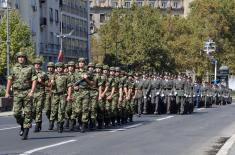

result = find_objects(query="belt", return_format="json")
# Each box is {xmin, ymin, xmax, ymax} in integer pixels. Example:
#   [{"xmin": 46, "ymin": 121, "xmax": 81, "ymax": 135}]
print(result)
[
  {"xmin": 14, "ymin": 87, "xmax": 31, "ymax": 91},
  {"xmin": 54, "ymin": 92, "xmax": 65, "ymax": 95}
]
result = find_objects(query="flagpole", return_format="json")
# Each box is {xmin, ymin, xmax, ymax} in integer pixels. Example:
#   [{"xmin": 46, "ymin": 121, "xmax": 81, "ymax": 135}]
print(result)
[{"xmin": 60, "ymin": 9, "xmax": 63, "ymax": 53}]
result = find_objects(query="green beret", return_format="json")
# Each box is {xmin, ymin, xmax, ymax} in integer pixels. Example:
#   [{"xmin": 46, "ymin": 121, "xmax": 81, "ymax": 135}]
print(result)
[
  {"xmin": 115, "ymin": 67, "xmax": 120, "ymax": 72},
  {"xmin": 33, "ymin": 58, "xmax": 43, "ymax": 64},
  {"xmin": 78, "ymin": 57, "xmax": 86, "ymax": 62},
  {"xmin": 88, "ymin": 62, "xmax": 95, "ymax": 68},
  {"xmin": 95, "ymin": 63, "xmax": 103, "ymax": 68},
  {"xmin": 110, "ymin": 67, "xmax": 116, "ymax": 71},
  {"xmin": 16, "ymin": 52, "xmax": 27, "ymax": 58}
]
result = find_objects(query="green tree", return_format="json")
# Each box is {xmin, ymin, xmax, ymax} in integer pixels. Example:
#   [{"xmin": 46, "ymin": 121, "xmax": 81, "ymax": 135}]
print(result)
[{"xmin": 0, "ymin": 10, "xmax": 34, "ymax": 75}]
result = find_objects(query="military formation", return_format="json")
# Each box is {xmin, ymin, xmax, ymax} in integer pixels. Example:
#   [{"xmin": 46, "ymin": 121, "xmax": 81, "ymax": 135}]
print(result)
[{"xmin": 5, "ymin": 52, "xmax": 232, "ymax": 140}]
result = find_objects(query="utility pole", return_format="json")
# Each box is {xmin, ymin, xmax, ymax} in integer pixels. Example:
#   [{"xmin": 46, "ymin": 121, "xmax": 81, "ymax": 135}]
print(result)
[{"xmin": 6, "ymin": 4, "xmax": 10, "ymax": 77}]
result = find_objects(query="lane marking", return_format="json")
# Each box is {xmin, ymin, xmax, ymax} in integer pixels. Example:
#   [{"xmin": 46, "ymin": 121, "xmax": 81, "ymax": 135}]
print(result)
[
  {"xmin": 0, "ymin": 126, "xmax": 20, "ymax": 131},
  {"xmin": 109, "ymin": 123, "xmax": 143, "ymax": 133},
  {"xmin": 196, "ymin": 108, "xmax": 206, "ymax": 111},
  {"xmin": 0, "ymin": 123, "xmax": 35, "ymax": 131},
  {"xmin": 156, "ymin": 116, "xmax": 174, "ymax": 121},
  {"xmin": 20, "ymin": 139, "xmax": 77, "ymax": 155}
]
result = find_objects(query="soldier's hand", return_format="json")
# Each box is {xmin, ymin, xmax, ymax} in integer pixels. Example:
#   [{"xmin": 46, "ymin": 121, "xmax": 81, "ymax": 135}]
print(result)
[
  {"xmin": 74, "ymin": 86, "xmax": 79, "ymax": 90},
  {"xmin": 50, "ymin": 80, "xmax": 54, "ymax": 84},
  {"xmin": 67, "ymin": 96, "xmax": 72, "ymax": 102},
  {"xmin": 5, "ymin": 93, "xmax": 10, "ymax": 98},
  {"xmin": 107, "ymin": 96, "xmax": 111, "ymax": 100},
  {"xmin": 38, "ymin": 78, "xmax": 42, "ymax": 83},
  {"xmin": 83, "ymin": 74, "xmax": 88, "ymax": 79},
  {"xmin": 98, "ymin": 96, "xmax": 102, "ymax": 100},
  {"xmin": 27, "ymin": 91, "xmax": 34, "ymax": 98}
]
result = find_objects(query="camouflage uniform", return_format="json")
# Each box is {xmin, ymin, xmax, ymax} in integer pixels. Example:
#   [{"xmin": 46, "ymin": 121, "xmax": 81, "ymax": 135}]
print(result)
[
  {"xmin": 134, "ymin": 74, "xmax": 143, "ymax": 116},
  {"xmin": 8, "ymin": 52, "xmax": 37, "ymax": 140},
  {"xmin": 126, "ymin": 73, "xmax": 135, "ymax": 122},
  {"xmin": 49, "ymin": 62, "xmax": 68, "ymax": 133},
  {"xmin": 32, "ymin": 59, "xmax": 47, "ymax": 132},
  {"xmin": 142, "ymin": 76, "xmax": 151, "ymax": 114},
  {"xmin": 174, "ymin": 77, "xmax": 187, "ymax": 114},
  {"xmin": 44, "ymin": 62, "xmax": 55, "ymax": 121}
]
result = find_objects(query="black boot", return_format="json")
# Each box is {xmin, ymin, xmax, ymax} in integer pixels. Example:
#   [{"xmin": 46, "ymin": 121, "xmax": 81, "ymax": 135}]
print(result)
[
  {"xmin": 129, "ymin": 115, "xmax": 133, "ymax": 122},
  {"xmin": 19, "ymin": 124, "xmax": 24, "ymax": 136},
  {"xmin": 65, "ymin": 119, "xmax": 69, "ymax": 129},
  {"xmin": 22, "ymin": 128, "xmax": 29, "ymax": 140},
  {"xmin": 58, "ymin": 122, "xmax": 64, "ymax": 133},
  {"xmin": 69, "ymin": 120, "xmax": 76, "ymax": 131},
  {"xmin": 38, "ymin": 122, "xmax": 42, "ymax": 131},
  {"xmin": 48, "ymin": 120, "xmax": 54, "ymax": 130},
  {"xmin": 34, "ymin": 122, "xmax": 40, "ymax": 132},
  {"xmin": 111, "ymin": 118, "xmax": 116, "ymax": 127},
  {"xmin": 97, "ymin": 121, "xmax": 103, "ymax": 129}
]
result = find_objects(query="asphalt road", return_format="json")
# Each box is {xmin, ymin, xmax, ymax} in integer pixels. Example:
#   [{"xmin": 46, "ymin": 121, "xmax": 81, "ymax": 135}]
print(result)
[{"xmin": 1, "ymin": 104, "xmax": 235, "ymax": 155}]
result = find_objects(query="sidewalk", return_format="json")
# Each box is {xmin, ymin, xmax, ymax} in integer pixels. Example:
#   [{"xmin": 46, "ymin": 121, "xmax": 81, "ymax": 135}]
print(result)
[{"xmin": 0, "ymin": 111, "xmax": 13, "ymax": 117}]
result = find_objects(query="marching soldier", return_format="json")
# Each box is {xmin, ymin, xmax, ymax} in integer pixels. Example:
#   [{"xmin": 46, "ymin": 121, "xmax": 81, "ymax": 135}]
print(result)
[
  {"xmin": 5, "ymin": 51, "xmax": 37, "ymax": 140},
  {"xmin": 162, "ymin": 74, "xmax": 174, "ymax": 114},
  {"xmin": 49, "ymin": 62, "xmax": 69, "ymax": 133},
  {"xmin": 142, "ymin": 74, "xmax": 151, "ymax": 114},
  {"xmin": 45, "ymin": 62, "xmax": 55, "ymax": 126},
  {"xmin": 134, "ymin": 73, "xmax": 143, "ymax": 117},
  {"xmin": 32, "ymin": 58, "xmax": 47, "ymax": 132},
  {"xmin": 174, "ymin": 75, "xmax": 187, "ymax": 114}
]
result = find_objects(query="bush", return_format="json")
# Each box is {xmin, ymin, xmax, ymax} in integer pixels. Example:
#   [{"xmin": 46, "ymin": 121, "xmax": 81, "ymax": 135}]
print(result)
[{"xmin": 0, "ymin": 86, "xmax": 5, "ymax": 97}]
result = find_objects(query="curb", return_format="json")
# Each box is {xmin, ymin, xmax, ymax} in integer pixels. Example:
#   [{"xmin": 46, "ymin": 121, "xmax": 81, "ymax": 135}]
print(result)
[{"xmin": 217, "ymin": 134, "xmax": 235, "ymax": 155}]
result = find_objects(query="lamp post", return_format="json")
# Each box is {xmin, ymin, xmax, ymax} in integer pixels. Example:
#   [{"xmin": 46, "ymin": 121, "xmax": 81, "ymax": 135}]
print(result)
[
  {"xmin": 0, "ymin": 1, "xmax": 11, "ymax": 76},
  {"xmin": 203, "ymin": 38, "xmax": 217, "ymax": 83}
]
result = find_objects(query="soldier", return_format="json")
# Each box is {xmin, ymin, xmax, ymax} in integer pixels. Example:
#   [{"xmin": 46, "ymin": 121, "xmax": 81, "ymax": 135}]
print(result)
[
  {"xmin": 49, "ymin": 62, "xmax": 69, "ymax": 133},
  {"xmin": 174, "ymin": 75, "xmax": 187, "ymax": 114},
  {"xmin": 32, "ymin": 58, "xmax": 47, "ymax": 132},
  {"xmin": 150, "ymin": 74, "xmax": 163, "ymax": 115},
  {"xmin": 162, "ymin": 74, "xmax": 174, "ymax": 114},
  {"xmin": 65, "ymin": 61, "xmax": 76, "ymax": 129},
  {"xmin": 87, "ymin": 62, "xmax": 98, "ymax": 130},
  {"xmin": 44, "ymin": 62, "xmax": 55, "ymax": 126},
  {"xmin": 5, "ymin": 51, "xmax": 37, "ymax": 140},
  {"xmin": 201, "ymin": 82, "xmax": 212, "ymax": 108},
  {"xmin": 186, "ymin": 77, "xmax": 194, "ymax": 114},
  {"xmin": 119, "ymin": 70, "xmax": 128, "ymax": 124},
  {"xmin": 68, "ymin": 58, "xmax": 93, "ymax": 132},
  {"xmin": 134, "ymin": 73, "xmax": 143, "ymax": 117},
  {"xmin": 126, "ymin": 72, "xmax": 135, "ymax": 122},
  {"xmin": 142, "ymin": 74, "xmax": 151, "ymax": 114},
  {"xmin": 64, "ymin": 64, "xmax": 69, "ymax": 73},
  {"xmin": 193, "ymin": 81, "xmax": 201, "ymax": 108}
]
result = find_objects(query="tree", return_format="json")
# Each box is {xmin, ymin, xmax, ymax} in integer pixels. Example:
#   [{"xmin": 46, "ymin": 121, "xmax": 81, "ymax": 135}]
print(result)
[{"xmin": 0, "ymin": 10, "xmax": 34, "ymax": 75}]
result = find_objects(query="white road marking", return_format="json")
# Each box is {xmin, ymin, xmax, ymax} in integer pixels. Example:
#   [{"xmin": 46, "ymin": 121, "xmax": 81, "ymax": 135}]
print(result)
[
  {"xmin": 196, "ymin": 108, "xmax": 206, "ymax": 111},
  {"xmin": 156, "ymin": 116, "xmax": 174, "ymax": 121},
  {"xmin": 0, "ymin": 123, "xmax": 35, "ymax": 131},
  {"xmin": 20, "ymin": 139, "xmax": 77, "ymax": 155},
  {"xmin": 0, "ymin": 126, "xmax": 20, "ymax": 131},
  {"xmin": 109, "ymin": 123, "xmax": 143, "ymax": 133}
]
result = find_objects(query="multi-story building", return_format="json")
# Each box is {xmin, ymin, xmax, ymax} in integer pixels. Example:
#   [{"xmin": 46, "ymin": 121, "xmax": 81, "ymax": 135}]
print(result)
[
  {"xmin": 0, "ymin": 0, "xmax": 90, "ymax": 65},
  {"xmin": 90, "ymin": 0, "xmax": 194, "ymax": 30}
]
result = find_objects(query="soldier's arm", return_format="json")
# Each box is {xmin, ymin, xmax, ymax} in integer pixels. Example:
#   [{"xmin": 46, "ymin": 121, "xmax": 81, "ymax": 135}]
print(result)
[
  {"xmin": 5, "ymin": 79, "xmax": 12, "ymax": 98},
  {"xmin": 28, "ymin": 80, "xmax": 37, "ymax": 97}
]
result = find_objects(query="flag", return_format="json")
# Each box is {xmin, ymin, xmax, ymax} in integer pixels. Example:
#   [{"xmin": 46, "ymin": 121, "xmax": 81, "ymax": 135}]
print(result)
[{"xmin": 57, "ymin": 49, "xmax": 64, "ymax": 62}]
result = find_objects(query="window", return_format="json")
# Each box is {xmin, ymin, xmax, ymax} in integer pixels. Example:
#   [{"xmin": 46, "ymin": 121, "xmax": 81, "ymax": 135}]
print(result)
[
  {"xmin": 112, "ymin": 2, "xmax": 118, "ymax": 8},
  {"xmin": 49, "ymin": 8, "xmax": 53, "ymax": 22},
  {"xmin": 55, "ymin": 9, "xmax": 59, "ymax": 23},
  {"xmin": 173, "ymin": 2, "xmax": 178, "ymax": 8},
  {"xmin": 161, "ymin": 1, "xmax": 167, "ymax": 8},
  {"xmin": 124, "ymin": 2, "xmax": 130, "ymax": 8},
  {"xmin": 137, "ymin": 1, "xmax": 142, "ymax": 7},
  {"xmin": 90, "ymin": 14, "xmax": 93, "ymax": 21},
  {"xmin": 100, "ymin": 14, "xmax": 105, "ymax": 23},
  {"xmin": 50, "ymin": 32, "xmax": 54, "ymax": 43}
]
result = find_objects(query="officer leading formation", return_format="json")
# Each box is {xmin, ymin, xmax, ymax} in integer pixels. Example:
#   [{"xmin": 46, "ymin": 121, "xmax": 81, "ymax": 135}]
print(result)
[{"xmin": 5, "ymin": 52, "xmax": 232, "ymax": 140}]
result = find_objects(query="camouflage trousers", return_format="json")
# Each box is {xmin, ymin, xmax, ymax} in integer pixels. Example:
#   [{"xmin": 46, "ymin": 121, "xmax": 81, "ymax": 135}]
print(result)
[
  {"xmin": 97, "ymin": 98, "xmax": 105, "ymax": 123},
  {"xmin": 176, "ymin": 96, "xmax": 186, "ymax": 114},
  {"xmin": 44, "ymin": 92, "xmax": 52, "ymax": 120},
  {"xmin": 13, "ymin": 90, "xmax": 33, "ymax": 129},
  {"xmin": 65, "ymin": 99, "xmax": 72, "ymax": 120},
  {"xmin": 32, "ymin": 92, "xmax": 45, "ymax": 123},
  {"xmin": 104, "ymin": 96, "xmax": 111, "ymax": 124},
  {"xmin": 119, "ymin": 98, "xmax": 127, "ymax": 119},
  {"xmin": 111, "ymin": 94, "xmax": 118, "ymax": 119},
  {"xmin": 50, "ymin": 93, "xmax": 67, "ymax": 123},
  {"xmin": 126, "ymin": 98, "xmax": 135, "ymax": 117},
  {"xmin": 71, "ymin": 90, "xmax": 90, "ymax": 123},
  {"xmin": 90, "ymin": 91, "xmax": 98, "ymax": 123}
]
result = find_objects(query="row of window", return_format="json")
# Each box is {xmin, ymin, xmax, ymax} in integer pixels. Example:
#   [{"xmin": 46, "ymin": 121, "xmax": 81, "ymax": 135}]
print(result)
[
  {"xmin": 117, "ymin": 1, "xmax": 181, "ymax": 8},
  {"xmin": 62, "ymin": 0, "xmax": 88, "ymax": 18},
  {"xmin": 49, "ymin": 8, "xmax": 59, "ymax": 23}
]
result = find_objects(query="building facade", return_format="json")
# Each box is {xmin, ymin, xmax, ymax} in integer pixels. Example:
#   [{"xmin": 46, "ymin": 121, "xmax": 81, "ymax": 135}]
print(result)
[
  {"xmin": 90, "ymin": 0, "xmax": 194, "ymax": 30},
  {"xmin": 0, "ymin": 0, "xmax": 90, "ymax": 65}
]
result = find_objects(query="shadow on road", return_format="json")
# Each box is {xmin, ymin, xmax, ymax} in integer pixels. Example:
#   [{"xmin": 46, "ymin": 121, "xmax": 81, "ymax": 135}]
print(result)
[{"xmin": 29, "ymin": 135, "xmax": 75, "ymax": 140}]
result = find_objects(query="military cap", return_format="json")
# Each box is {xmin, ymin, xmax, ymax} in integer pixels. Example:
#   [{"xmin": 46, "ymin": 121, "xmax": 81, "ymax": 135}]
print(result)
[
  {"xmin": 110, "ymin": 67, "xmax": 116, "ymax": 71},
  {"xmin": 115, "ymin": 67, "xmax": 121, "ymax": 72},
  {"xmin": 33, "ymin": 58, "xmax": 43, "ymax": 64},
  {"xmin": 68, "ymin": 61, "xmax": 75, "ymax": 66},
  {"xmin": 103, "ymin": 65, "xmax": 109, "ymax": 70},
  {"xmin": 16, "ymin": 52, "xmax": 27, "ymax": 58},
  {"xmin": 78, "ymin": 57, "xmax": 86, "ymax": 62},
  {"xmin": 64, "ymin": 64, "xmax": 68, "ymax": 68},
  {"xmin": 55, "ymin": 62, "xmax": 64, "ymax": 68},
  {"xmin": 95, "ymin": 63, "xmax": 103, "ymax": 68},
  {"xmin": 88, "ymin": 62, "xmax": 95, "ymax": 68},
  {"xmin": 128, "ymin": 72, "xmax": 133, "ymax": 77},
  {"xmin": 47, "ymin": 62, "xmax": 55, "ymax": 67}
]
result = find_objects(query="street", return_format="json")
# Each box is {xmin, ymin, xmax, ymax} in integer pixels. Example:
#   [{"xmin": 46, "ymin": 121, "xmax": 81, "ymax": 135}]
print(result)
[{"xmin": 1, "ymin": 104, "xmax": 235, "ymax": 155}]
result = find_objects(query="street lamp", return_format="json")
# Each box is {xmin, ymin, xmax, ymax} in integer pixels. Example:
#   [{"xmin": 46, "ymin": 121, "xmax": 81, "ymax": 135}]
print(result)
[
  {"xmin": 203, "ymin": 38, "xmax": 217, "ymax": 83},
  {"xmin": 0, "ymin": 0, "xmax": 11, "ymax": 76}
]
